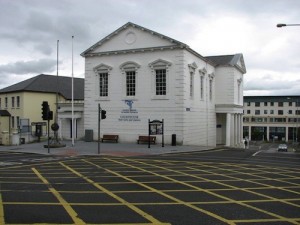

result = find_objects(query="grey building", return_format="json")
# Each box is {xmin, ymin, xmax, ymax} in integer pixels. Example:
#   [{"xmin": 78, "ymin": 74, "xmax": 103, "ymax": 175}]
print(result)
[{"xmin": 243, "ymin": 96, "xmax": 300, "ymax": 142}]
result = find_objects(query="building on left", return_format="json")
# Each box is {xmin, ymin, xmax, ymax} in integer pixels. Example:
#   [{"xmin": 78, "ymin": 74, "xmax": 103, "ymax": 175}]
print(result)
[{"xmin": 0, "ymin": 74, "xmax": 84, "ymax": 145}]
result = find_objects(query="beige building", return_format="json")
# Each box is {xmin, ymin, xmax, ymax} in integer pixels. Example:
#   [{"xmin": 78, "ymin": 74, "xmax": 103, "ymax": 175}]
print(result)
[
  {"xmin": 0, "ymin": 74, "xmax": 84, "ymax": 144},
  {"xmin": 243, "ymin": 96, "xmax": 300, "ymax": 142}
]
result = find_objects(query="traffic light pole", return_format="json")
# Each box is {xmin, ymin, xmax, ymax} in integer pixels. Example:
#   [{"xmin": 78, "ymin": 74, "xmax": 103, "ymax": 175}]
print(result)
[
  {"xmin": 47, "ymin": 119, "xmax": 50, "ymax": 153},
  {"xmin": 98, "ymin": 103, "xmax": 101, "ymax": 154}
]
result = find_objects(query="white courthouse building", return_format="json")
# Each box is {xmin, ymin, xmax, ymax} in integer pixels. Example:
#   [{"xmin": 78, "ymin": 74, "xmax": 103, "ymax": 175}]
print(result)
[{"xmin": 81, "ymin": 22, "xmax": 246, "ymax": 147}]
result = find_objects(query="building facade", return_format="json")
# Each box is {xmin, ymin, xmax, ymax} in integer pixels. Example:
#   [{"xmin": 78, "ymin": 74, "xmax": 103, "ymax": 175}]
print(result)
[
  {"xmin": 0, "ymin": 74, "xmax": 84, "ymax": 144},
  {"xmin": 81, "ymin": 22, "xmax": 246, "ymax": 147},
  {"xmin": 243, "ymin": 96, "xmax": 300, "ymax": 142}
]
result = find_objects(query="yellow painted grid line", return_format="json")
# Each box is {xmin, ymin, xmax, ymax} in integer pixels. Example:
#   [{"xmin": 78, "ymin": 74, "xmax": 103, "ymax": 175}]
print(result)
[
  {"xmin": 183, "ymin": 162, "xmax": 300, "ymax": 208},
  {"xmin": 123, "ymin": 158, "xmax": 300, "ymax": 225},
  {"xmin": 95, "ymin": 158, "xmax": 235, "ymax": 225},
  {"xmin": 59, "ymin": 162, "xmax": 170, "ymax": 225},
  {"xmin": 0, "ymin": 193, "xmax": 5, "ymax": 225},
  {"xmin": 32, "ymin": 167, "xmax": 86, "ymax": 225},
  {"xmin": 206, "ymin": 162, "xmax": 300, "ymax": 194}
]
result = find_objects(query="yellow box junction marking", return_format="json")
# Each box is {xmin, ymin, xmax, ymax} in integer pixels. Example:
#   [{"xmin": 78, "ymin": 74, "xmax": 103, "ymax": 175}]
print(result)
[
  {"xmin": 32, "ymin": 167, "xmax": 86, "ymax": 225},
  {"xmin": 120, "ymin": 158, "xmax": 300, "ymax": 225},
  {"xmin": 59, "ymin": 162, "xmax": 170, "ymax": 225},
  {"xmin": 94, "ymin": 158, "xmax": 234, "ymax": 225},
  {"xmin": 0, "ymin": 193, "xmax": 5, "ymax": 225}
]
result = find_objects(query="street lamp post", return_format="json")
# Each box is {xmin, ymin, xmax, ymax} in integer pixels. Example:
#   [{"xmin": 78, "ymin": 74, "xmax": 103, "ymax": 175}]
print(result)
[{"xmin": 277, "ymin": 23, "xmax": 300, "ymax": 28}]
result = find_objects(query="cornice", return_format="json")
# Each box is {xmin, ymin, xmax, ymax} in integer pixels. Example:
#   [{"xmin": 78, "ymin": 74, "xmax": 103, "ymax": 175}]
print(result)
[{"xmin": 84, "ymin": 45, "xmax": 183, "ymax": 57}]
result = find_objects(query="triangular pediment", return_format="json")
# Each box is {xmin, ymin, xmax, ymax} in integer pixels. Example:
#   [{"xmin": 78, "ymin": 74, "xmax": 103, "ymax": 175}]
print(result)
[{"xmin": 81, "ymin": 22, "xmax": 188, "ymax": 57}]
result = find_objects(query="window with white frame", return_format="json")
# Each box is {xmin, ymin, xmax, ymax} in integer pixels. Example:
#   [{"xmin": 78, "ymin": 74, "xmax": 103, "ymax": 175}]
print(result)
[
  {"xmin": 93, "ymin": 63, "xmax": 112, "ymax": 98},
  {"xmin": 199, "ymin": 67, "xmax": 206, "ymax": 100},
  {"xmin": 149, "ymin": 59, "xmax": 172, "ymax": 97},
  {"xmin": 126, "ymin": 71, "xmax": 136, "ymax": 96},
  {"xmin": 99, "ymin": 73, "xmax": 108, "ymax": 97},
  {"xmin": 120, "ymin": 61, "xmax": 140, "ymax": 97},
  {"xmin": 190, "ymin": 72, "xmax": 194, "ymax": 98},
  {"xmin": 155, "ymin": 69, "xmax": 166, "ymax": 95},
  {"xmin": 208, "ymin": 73, "xmax": 214, "ymax": 101},
  {"xmin": 188, "ymin": 62, "xmax": 197, "ymax": 99},
  {"xmin": 200, "ymin": 75, "xmax": 204, "ymax": 100},
  {"xmin": 237, "ymin": 78, "xmax": 242, "ymax": 104}
]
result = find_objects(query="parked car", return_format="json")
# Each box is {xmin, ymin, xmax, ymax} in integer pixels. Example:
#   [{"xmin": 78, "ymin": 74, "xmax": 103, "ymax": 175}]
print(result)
[{"xmin": 278, "ymin": 144, "xmax": 288, "ymax": 152}]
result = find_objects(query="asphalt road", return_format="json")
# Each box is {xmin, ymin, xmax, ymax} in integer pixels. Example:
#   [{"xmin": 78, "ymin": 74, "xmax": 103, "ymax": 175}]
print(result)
[{"xmin": 0, "ymin": 148, "xmax": 300, "ymax": 225}]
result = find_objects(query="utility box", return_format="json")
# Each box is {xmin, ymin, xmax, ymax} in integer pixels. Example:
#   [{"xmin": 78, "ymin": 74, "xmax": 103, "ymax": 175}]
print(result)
[
  {"xmin": 12, "ymin": 132, "xmax": 20, "ymax": 145},
  {"xmin": 85, "ymin": 129, "xmax": 93, "ymax": 142},
  {"xmin": 1, "ymin": 131, "xmax": 9, "ymax": 145}
]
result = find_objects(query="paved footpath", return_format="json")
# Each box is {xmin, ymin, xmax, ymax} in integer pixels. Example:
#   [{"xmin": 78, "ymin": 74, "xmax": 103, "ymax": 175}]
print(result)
[{"xmin": 0, "ymin": 140, "xmax": 216, "ymax": 156}]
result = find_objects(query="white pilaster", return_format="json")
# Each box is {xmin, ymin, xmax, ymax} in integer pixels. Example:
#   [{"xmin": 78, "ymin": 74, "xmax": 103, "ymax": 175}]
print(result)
[{"xmin": 226, "ymin": 113, "xmax": 231, "ymax": 147}]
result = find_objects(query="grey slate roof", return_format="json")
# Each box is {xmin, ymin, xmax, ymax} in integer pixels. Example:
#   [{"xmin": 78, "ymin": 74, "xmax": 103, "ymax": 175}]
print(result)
[
  {"xmin": 0, "ymin": 74, "xmax": 84, "ymax": 100},
  {"xmin": 205, "ymin": 53, "xmax": 246, "ymax": 73}
]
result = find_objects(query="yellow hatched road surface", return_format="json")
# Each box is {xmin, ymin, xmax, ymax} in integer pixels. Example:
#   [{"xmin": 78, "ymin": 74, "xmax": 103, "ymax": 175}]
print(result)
[{"xmin": 0, "ymin": 150, "xmax": 300, "ymax": 225}]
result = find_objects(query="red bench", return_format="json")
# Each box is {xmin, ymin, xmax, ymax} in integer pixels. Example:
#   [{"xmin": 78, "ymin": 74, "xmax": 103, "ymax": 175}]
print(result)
[
  {"xmin": 101, "ymin": 134, "xmax": 119, "ymax": 143},
  {"xmin": 137, "ymin": 136, "xmax": 156, "ymax": 144}
]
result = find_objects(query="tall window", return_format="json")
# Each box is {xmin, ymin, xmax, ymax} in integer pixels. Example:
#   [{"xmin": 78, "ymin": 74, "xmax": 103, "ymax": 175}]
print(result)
[
  {"xmin": 93, "ymin": 63, "xmax": 112, "ymax": 98},
  {"xmin": 16, "ymin": 96, "xmax": 20, "ymax": 107},
  {"xmin": 149, "ymin": 59, "xmax": 171, "ymax": 98},
  {"xmin": 5, "ymin": 97, "xmax": 8, "ymax": 108},
  {"xmin": 11, "ymin": 116, "xmax": 15, "ymax": 128},
  {"xmin": 11, "ymin": 97, "xmax": 15, "ymax": 108},
  {"xmin": 155, "ymin": 69, "xmax": 166, "ymax": 95},
  {"xmin": 200, "ymin": 76, "xmax": 204, "ymax": 100},
  {"xmin": 209, "ymin": 79, "xmax": 213, "ymax": 101},
  {"xmin": 126, "ymin": 71, "xmax": 136, "ymax": 96},
  {"xmin": 190, "ymin": 72, "xmax": 194, "ymax": 98},
  {"xmin": 208, "ymin": 73, "xmax": 214, "ymax": 101},
  {"xmin": 99, "ymin": 73, "xmax": 108, "ymax": 97}
]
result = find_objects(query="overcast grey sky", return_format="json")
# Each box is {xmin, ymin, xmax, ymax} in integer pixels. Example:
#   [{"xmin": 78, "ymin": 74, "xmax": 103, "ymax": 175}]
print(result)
[{"xmin": 0, "ymin": 0, "xmax": 299, "ymax": 96}]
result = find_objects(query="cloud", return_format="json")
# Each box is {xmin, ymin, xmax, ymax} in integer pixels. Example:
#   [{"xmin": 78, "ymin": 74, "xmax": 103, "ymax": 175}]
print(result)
[{"xmin": 0, "ymin": 59, "xmax": 57, "ymax": 75}]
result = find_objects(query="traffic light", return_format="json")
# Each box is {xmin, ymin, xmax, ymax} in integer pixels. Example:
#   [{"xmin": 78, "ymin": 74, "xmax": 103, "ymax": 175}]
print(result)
[
  {"xmin": 48, "ymin": 111, "xmax": 53, "ymax": 120},
  {"xmin": 101, "ymin": 110, "xmax": 106, "ymax": 119},
  {"xmin": 42, "ymin": 101, "xmax": 49, "ymax": 120}
]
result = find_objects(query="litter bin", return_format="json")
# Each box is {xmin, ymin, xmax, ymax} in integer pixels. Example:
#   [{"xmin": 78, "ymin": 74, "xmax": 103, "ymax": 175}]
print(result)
[
  {"xmin": 85, "ymin": 129, "xmax": 93, "ymax": 142},
  {"xmin": 12, "ymin": 132, "xmax": 20, "ymax": 145},
  {"xmin": 172, "ymin": 134, "xmax": 176, "ymax": 146},
  {"xmin": 20, "ymin": 138, "xmax": 25, "ymax": 144}
]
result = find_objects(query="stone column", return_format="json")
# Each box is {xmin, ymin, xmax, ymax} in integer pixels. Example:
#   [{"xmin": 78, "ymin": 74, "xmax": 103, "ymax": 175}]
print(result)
[{"xmin": 226, "ymin": 113, "xmax": 231, "ymax": 147}]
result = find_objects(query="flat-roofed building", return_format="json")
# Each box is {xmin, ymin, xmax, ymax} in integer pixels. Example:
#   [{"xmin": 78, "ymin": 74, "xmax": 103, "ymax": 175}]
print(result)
[{"xmin": 243, "ymin": 96, "xmax": 300, "ymax": 142}]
